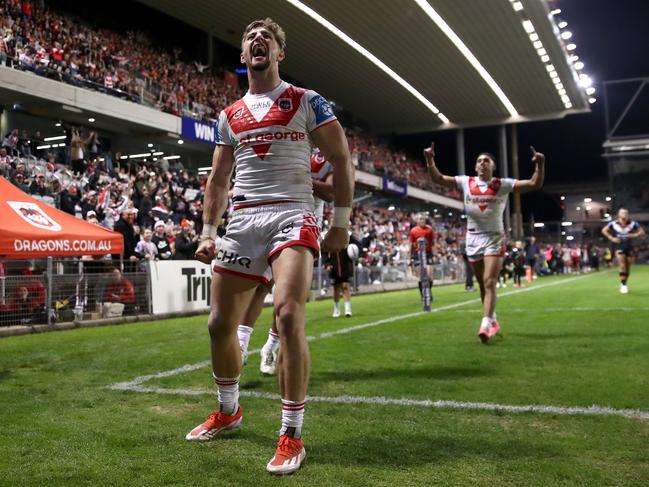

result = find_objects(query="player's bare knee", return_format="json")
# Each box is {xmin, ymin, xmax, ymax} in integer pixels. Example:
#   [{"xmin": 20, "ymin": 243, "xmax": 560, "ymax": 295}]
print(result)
[
  {"xmin": 483, "ymin": 276, "xmax": 497, "ymax": 290},
  {"xmin": 207, "ymin": 313, "xmax": 233, "ymax": 340},
  {"xmin": 274, "ymin": 300, "xmax": 304, "ymax": 335}
]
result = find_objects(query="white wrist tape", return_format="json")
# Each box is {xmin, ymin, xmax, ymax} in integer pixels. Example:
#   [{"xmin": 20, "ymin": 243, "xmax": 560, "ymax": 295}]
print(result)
[
  {"xmin": 201, "ymin": 223, "xmax": 218, "ymax": 240},
  {"xmin": 332, "ymin": 207, "xmax": 352, "ymax": 228}
]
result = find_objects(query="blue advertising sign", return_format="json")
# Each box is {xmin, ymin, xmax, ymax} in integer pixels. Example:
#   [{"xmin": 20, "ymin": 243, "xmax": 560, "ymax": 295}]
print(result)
[
  {"xmin": 382, "ymin": 177, "xmax": 408, "ymax": 196},
  {"xmin": 181, "ymin": 116, "xmax": 219, "ymax": 144}
]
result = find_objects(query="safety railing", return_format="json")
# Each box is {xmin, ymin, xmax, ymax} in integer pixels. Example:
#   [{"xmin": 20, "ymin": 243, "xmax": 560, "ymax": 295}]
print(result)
[
  {"xmin": 0, "ymin": 258, "xmax": 150, "ymax": 327},
  {"xmin": 1, "ymin": 258, "xmax": 466, "ymax": 328},
  {"xmin": 312, "ymin": 261, "xmax": 466, "ymax": 296}
]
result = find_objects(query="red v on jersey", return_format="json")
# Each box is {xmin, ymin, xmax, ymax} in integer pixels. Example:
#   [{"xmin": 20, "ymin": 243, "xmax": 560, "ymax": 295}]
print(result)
[
  {"xmin": 469, "ymin": 177, "xmax": 502, "ymax": 212},
  {"xmin": 225, "ymin": 86, "xmax": 306, "ymax": 160},
  {"xmin": 252, "ymin": 143, "xmax": 272, "ymax": 160}
]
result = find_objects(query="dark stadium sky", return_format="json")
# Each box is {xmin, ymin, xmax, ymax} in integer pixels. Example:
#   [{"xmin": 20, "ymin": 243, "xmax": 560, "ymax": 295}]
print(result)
[
  {"xmin": 52, "ymin": 0, "xmax": 648, "ymax": 221},
  {"xmin": 395, "ymin": 0, "xmax": 649, "ymax": 220}
]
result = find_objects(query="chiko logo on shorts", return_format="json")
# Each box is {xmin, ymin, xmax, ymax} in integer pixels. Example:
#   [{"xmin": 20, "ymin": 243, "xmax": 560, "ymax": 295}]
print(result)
[
  {"xmin": 7, "ymin": 201, "xmax": 62, "ymax": 231},
  {"xmin": 215, "ymin": 248, "xmax": 252, "ymax": 269}
]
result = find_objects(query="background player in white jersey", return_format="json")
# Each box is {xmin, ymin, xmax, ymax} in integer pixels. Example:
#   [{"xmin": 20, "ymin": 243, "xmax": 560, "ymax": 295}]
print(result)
[
  {"xmin": 237, "ymin": 149, "xmax": 334, "ymax": 376},
  {"xmin": 424, "ymin": 142, "xmax": 545, "ymax": 343},
  {"xmin": 189, "ymin": 18, "xmax": 354, "ymax": 475},
  {"xmin": 601, "ymin": 208, "xmax": 645, "ymax": 294}
]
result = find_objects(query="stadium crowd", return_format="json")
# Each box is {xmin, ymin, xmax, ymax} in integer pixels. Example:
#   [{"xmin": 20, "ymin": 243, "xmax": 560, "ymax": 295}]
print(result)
[
  {"xmin": 0, "ymin": 0, "xmax": 457, "ymax": 194},
  {"xmin": 1, "ymin": 131, "xmax": 465, "ymax": 268}
]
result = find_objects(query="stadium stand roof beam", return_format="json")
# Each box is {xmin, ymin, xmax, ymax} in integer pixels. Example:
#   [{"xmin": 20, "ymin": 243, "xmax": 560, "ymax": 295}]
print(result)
[{"xmin": 139, "ymin": 0, "xmax": 590, "ymax": 133}]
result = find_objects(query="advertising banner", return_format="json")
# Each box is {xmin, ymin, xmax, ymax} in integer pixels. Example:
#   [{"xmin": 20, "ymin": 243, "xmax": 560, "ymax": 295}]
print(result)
[
  {"xmin": 149, "ymin": 260, "xmax": 213, "ymax": 314},
  {"xmin": 180, "ymin": 116, "xmax": 219, "ymax": 145},
  {"xmin": 381, "ymin": 177, "xmax": 408, "ymax": 196}
]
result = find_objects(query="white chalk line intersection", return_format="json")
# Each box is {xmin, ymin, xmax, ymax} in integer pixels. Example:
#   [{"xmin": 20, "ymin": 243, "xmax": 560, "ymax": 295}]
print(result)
[{"xmin": 108, "ymin": 272, "xmax": 649, "ymax": 420}]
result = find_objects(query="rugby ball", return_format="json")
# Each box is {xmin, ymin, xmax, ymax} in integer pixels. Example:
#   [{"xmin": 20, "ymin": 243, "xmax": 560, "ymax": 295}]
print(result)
[{"xmin": 347, "ymin": 243, "xmax": 360, "ymax": 260}]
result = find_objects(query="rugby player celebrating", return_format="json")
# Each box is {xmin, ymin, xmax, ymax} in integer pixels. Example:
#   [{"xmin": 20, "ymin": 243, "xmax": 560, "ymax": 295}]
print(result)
[
  {"xmin": 188, "ymin": 18, "xmax": 354, "ymax": 474},
  {"xmin": 424, "ymin": 142, "xmax": 545, "ymax": 343}
]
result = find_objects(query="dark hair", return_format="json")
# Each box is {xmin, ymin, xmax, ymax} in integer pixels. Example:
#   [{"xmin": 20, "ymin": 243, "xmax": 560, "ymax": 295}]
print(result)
[
  {"xmin": 477, "ymin": 152, "xmax": 497, "ymax": 165},
  {"xmin": 242, "ymin": 18, "xmax": 286, "ymax": 50}
]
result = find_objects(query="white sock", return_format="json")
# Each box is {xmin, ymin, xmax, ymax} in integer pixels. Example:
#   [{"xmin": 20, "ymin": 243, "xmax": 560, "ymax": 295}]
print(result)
[
  {"xmin": 237, "ymin": 325, "xmax": 254, "ymax": 352},
  {"xmin": 491, "ymin": 311, "xmax": 497, "ymax": 321},
  {"xmin": 280, "ymin": 398, "xmax": 305, "ymax": 439},
  {"xmin": 333, "ymin": 302, "xmax": 340, "ymax": 311},
  {"xmin": 213, "ymin": 373, "xmax": 239, "ymax": 415},
  {"xmin": 262, "ymin": 328, "xmax": 280, "ymax": 353},
  {"xmin": 481, "ymin": 316, "xmax": 492, "ymax": 329},
  {"xmin": 344, "ymin": 301, "xmax": 352, "ymax": 313}
]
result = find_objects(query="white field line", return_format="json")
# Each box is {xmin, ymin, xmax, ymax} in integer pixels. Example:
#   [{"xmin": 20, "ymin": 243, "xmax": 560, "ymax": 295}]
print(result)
[
  {"xmin": 108, "ymin": 272, "xmax": 649, "ymax": 421},
  {"xmin": 448, "ymin": 307, "xmax": 649, "ymax": 314},
  {"xmin": 111, "ymin": 385, "xmax": 649, "ymax": 421},
  {"xmin": 109, "ymin": 273, "xmax": 593, "ymax": 392}
]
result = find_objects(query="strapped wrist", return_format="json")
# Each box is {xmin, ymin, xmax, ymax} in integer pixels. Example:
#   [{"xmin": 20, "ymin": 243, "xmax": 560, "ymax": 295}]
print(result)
[
  {"xmin": 332, "ymin": 207, "xmax": 352, "ymax": 228},
  {"xmin": 201, "ymin": 223, "xmax": 218, "ymax": 240}
]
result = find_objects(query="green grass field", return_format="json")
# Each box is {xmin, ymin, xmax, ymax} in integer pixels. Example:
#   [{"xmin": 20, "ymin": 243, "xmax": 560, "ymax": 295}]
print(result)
[{"xmin": 1, "ymin": 267, "xmax": 648, "ymax": 486}]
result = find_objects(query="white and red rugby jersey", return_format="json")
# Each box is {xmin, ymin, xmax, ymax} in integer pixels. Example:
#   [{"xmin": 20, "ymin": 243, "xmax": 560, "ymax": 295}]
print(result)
[
  {"xmin": 216, "ymin": 80, "xmax": 337, "ymax": 209},
  {"xmin": 455, "ymin": 175, "xmax": 517, "ymax": 233},
  {"xmin": 310, "ymin": 149, "xmax": 333, "ymax": 224}
]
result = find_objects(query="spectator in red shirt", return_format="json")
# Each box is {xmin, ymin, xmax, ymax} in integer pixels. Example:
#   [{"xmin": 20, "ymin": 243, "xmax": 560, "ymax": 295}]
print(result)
[
  {"xmin": 103, "ymin": 268, "xmax": 135, "ymax": 306},
  {"xmin": 22, "ymin": 1, "xmax": 33, "ymax": 18},
  {"xmin": 409, "ymin": 214, "xmax": 435, "ymax": 300}
]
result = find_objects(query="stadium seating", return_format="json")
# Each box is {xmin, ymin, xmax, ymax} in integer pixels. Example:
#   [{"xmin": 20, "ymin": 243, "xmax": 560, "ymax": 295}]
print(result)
[{"xmin": 0, "ymin": 0, "xmax": 459, "ymax": 193}]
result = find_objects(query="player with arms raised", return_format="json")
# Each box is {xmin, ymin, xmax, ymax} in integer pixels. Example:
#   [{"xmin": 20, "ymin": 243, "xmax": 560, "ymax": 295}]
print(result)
[
  {"xmin": 424, "ymin": 142, "xmax": 545, "ymax": 343},
  {"xmin": 601, "ymin": 208, "xmax": 645, "ymax": 294},
  {"xmin": 188, "ymin": 18, "xmax": 354, "ymax": 475}
]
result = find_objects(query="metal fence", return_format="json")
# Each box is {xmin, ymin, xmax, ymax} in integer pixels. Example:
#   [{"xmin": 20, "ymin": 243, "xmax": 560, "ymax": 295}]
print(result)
[
  {"xmin": 0, "ymin": 258, "xmax": 150, "ymax": 327},
  {"xmin": 312, "ymin": 261, "xmax": 466, "ymax": 296},
  {"xmin": 1, "ymin": 257, "xmax": 466, "ymax": 328}
]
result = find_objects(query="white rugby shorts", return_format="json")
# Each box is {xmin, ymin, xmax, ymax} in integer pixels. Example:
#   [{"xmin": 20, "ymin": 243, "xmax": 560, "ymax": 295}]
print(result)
[
  {"xmin": 212, "ymin": 203, "xmax": 320, "ymax": 284},
  {"xmin": 466, "ymin": 232, "xmax": 506, "ymax": 262}
]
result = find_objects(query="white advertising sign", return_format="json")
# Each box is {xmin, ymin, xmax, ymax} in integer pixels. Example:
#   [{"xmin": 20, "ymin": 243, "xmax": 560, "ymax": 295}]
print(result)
[{"xmin": 149, "ymin": 260, "xmax": 212, "ymax": 314}]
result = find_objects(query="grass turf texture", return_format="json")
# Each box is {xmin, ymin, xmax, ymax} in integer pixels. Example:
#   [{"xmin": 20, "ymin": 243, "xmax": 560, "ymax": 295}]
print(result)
[{"xmin": 1, "ymin": 268, "xmax": 648, "ymax": 486}]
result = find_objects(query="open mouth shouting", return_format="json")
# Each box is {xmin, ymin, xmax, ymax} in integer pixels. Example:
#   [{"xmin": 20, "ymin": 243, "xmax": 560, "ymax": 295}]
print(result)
[{"xmin": 252, "ymin": 42, "xmax": 267, "ymax": 61}]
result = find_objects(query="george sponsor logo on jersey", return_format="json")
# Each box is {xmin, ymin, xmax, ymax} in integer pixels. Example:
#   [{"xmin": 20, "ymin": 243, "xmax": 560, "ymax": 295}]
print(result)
[
  {"xmin": 309, "ymin": 95, "xmax": 335, "ymax": 125},
  {"xmin": 239, "ymin": 130, "xmax": 306, "ymax": 145},
  {"xmin": 8, "ymin": 201, "xmax": 62, "ymax": 231},
  {"xmin": 278, "ymin": 98, "xmax": 293, "ymax": 112}
]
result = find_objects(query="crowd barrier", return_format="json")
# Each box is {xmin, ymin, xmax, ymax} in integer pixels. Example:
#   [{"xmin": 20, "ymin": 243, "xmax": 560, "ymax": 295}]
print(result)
[{"xmin": 0, "ymin": 258, "xmax": 467, "ymax": 328}]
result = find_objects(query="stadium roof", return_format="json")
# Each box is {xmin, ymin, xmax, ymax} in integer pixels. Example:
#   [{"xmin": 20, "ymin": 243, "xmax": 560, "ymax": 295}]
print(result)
[{"xmin": 140, "ymin": 0, "xmax": 590, "ymax": 133}]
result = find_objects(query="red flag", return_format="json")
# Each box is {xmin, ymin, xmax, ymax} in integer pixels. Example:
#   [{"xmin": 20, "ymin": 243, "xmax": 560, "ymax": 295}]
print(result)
[{"xmin": 224, "ymin": 70, "xmax": 239, "ymax": 89}]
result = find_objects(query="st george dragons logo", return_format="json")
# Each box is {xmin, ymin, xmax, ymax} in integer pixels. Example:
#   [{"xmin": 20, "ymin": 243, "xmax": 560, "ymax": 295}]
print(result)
[{"xmin": 7, "ymin": 201, "xmax": 62, "ymax": 232}]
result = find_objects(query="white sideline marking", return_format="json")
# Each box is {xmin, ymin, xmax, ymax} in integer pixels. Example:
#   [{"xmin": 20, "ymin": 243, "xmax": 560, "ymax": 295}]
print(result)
[
  {"xmin": 111, "ymin": 385, "xmax": 649, "ymax": 421},
  {"xmin": 109, "ymin": 273, "xmax": 593, "ymax": 391},
  {"xmin": 108, "ymin": 272, "xmax": 649, "ymax": 420},
  {"xmin": 449, "ymin": 307, "xmax": 649, "ymax": 314}
]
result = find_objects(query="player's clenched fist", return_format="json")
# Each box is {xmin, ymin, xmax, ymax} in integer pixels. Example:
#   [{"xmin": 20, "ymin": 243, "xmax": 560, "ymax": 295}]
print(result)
[
  {"xmin": 322, "ymin": 227, "xmax": 349, "ymax": 253},
  {"xmin": 195, "ymin": 238, "xmax": 216, "ymax": 264}
]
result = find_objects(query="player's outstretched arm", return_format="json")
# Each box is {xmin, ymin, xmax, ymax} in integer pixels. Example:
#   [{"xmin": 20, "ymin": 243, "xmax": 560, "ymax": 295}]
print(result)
[
  {"xmin": 515, "ymin": 146, "xmax": 545, "ymax": 193},
  {"xmin": 195, "ymin": 144, "xmax": 235, "ymax": 264},
  {"xmin": 423, "ymin": 142, "xmax": 458, "ymax": 189},
  {"xmin": 311, "ymin": 121, "xmax": 354, "ymax": 252}
]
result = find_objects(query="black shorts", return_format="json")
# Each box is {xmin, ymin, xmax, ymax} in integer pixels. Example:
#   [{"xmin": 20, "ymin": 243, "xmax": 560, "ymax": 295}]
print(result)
[
  {"xmin": 613, "ymin": 241, "xmax": 633, "ymax": 256},
  {"xmin": 329, "ymin": 272, "xmax": 351, "ymax": 285},
  {"xmin": 412, "ymin": 251, "xmax": 433, "ymax": 266}
]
